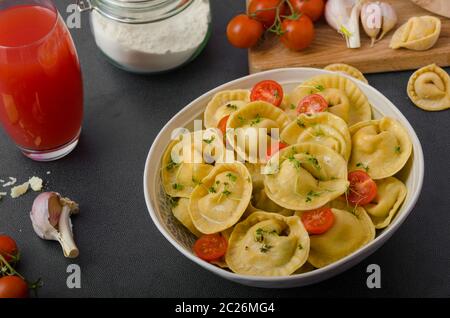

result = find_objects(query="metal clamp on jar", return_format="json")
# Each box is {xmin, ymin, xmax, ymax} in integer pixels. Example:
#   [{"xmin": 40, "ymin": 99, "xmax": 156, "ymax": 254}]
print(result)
[{"xmin": 77, "ymin": 0, "xmax": 211, "ymax": 73}]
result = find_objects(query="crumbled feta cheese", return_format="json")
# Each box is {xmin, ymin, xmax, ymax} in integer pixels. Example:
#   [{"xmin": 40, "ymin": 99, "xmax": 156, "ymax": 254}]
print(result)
[
  {"xmin": 10, "ymin": 182, "xmax": 29, "ymax": 198},
  {"xmin": 29, "ymin": 176, "xmax": 43, "ymax": 192},
  {"xmin": 0, "ymin": 192, "xmax": 6, "ymax": 200},
  {"xmin": 0, "ymin": 179, "xmax": 4, "ymax": 183},
  {"xmin": 46, "ymin": 171, "xmax": 51, "ymax": 175},
  {"xmin": 3, "ymin": 177, "xmax": 17, "ymax": 187}
]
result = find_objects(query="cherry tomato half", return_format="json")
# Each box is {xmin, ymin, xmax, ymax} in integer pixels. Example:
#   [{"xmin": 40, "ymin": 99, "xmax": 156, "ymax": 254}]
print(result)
[
  {"xmin": 0, "ymin": 235, "xmax": 18, "ymax": 263},
  {"xmin": 290, "ymin": 0, "xmax": 325, "ymax": 22},
  {"xmin": 280, "ymin": 14, "xmax": 315, "ymax": 51},
  {"xmin": 251, "ymin": 80, "xmax": 284, "ymax": 107},
  {"xmin": 301, "ymin": 207, "xmax": 335, "ymax": 235},
  {"xmin": 194, "ymin": 234, "xmax": 228, "ymax": 262},
  {"xmin": 226, "ymin": 14, "xmax": 264, "ymax": 49},
  {"xmin": 248, "ymin": 0, "xmax": 285, "ymax": 28},
  {"xmin": 0, "ymin": 276, "xmax": 28, "ymax": 299},
  {"xmin": 267, "ymin": 141, "xmax": 288, "ymax": 159},
  {"xmin": 297, "ymin": 94, "xmax": 328, "ymax": 114},
  {"xmin": 218, "ymin": 115, "xmax": 230, "ymax": 136},
  {"xmin": 347, "ymin": 170, "xmax": 378, "ymax": 206}
]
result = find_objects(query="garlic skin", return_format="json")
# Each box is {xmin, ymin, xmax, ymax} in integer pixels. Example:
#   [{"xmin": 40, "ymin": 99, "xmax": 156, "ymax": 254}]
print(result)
[
  {"xmin": 361, "ymin": 2, "xmax": 382, "ymax": 46},
  {"xmin": 325, "ymin": 0, "xmax": 362, "ymax": 49},
  {"xmin": 30, "ymin": 192, "xmax": 80, "ymax": 258},
  {"xmin": 378, "ymin": 2, "xmax": 397, "ymax": 41},
  {"xmin": 360, "ymin": 1, "xmax": 397, "ymax": 46}
]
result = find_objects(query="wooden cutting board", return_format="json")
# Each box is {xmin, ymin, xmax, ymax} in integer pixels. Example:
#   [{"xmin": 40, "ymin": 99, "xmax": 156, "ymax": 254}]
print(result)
[{"xmin": 248, "ymin": 0, "xmax": 450, "ymax": 74}]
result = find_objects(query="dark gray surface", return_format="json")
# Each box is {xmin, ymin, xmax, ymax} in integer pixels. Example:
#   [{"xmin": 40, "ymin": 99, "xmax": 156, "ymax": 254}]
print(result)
[{"xmin": 0, "ymin": 0, "xmax": 449, "ymax": 298}]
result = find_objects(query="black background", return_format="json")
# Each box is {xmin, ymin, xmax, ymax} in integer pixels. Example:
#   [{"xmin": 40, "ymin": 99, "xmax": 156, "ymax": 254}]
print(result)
[{"xmin": 0, "ymin": 0, "xmax": 449, "ymax": 297}]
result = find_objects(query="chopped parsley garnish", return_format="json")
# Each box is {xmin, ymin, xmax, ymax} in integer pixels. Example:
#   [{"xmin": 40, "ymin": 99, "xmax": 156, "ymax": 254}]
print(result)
[
  {"xmin": 394, "ymin": 146, "xmax": 401, "ymax": 154},
  {"xmin": 298, "ymin": 244, "xmax": 303, "ymax": 250},
  {"xmin": 290, "ymin": 103, "xmax": 296, "ymax": 110},
  {"xmin": 237, "ymin": 115, "xmax": 246, "ymax": 124},
  {"xmin": 226, "ymin": 173, "xmax": 237, "ymax": 182},
  {"xmin": 307, "ymin": 154, "xmax": 321, "ymax": 171},
  {"xmin": 192, "ymin": 177, "xmax": 202, "ymax": 186},
  {"xmin": 172, "ymin": 183, "xmax": 184, "ymax": 191},
  {"xmin": 260, "ymin": 244, "xmax": 273, "ymax": 253},
  {"xmin": 250, "ymin": 114, "xmax": 262, "ymax": 126},
  {"xmin": 168, "ymin": 197, "xmax": 180, "ymax": 208},
  {"xmin": 288, "ymin": 154, "xmax": 302, "ymax": 170},
  {"xmin": 273, "ymin": 90, "xmax": 280, "ymax": 98},
  {"xmin": 203, "ymin": 135, "xmax": 215, "ymax": 144},
  {"xmin": 356, "ymin": 162, "xmax": 369, "ymax": 172},
  {"xmin": 208, "ymin": 186, "xmax": 217, "ymax": 193},
  {"xmin": 222, "ymin": 189, "xmax": 232, "ymax": 196},
  {"xmin": 306, "ymin": 190, "xmax": 321, "ymax": 203},
  {"xmin": 255, "ymin": 228, "xmax": 264, "ymax": 242},
  {"xmin": 297, "ymin": 119, "xmax": 306, "ymax": 128},
  {"xmin": 246, "ymin": 177, "xmax": 251, "ymax": 183},
  {"xmin": 165, "ymin": 158, "xmax": 179, "ymax": 170},
  {"xmin": 314, "ymin": 84, "xmax": 325, "ymax": 92},
  {"xmin": 226, "ymin": 103, "xmax": 238, "ymax": 110}
]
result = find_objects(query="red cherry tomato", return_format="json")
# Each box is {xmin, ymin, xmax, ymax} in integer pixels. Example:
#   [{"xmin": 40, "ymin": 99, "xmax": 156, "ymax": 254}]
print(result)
[
  {"xmin": 0, "ymin": 235, "xmax": 18, "ymax": 263},
  {"xmin": 347, "ymin": 170, "xmax": 378, "ymax": 206},
  {"xmin": 0, "ymin": 276, "xmax": 29, "ymax": 299},
  {"xmin": 226, "ymin": 14, "xmax": 264, "ymax": 49},
  {"xmin": 250, "ymin": 80, "xmax": 284, "ymax": 107},
  {"xmin": 301, "ymin": 207, "xmax": 335, "ymax": 235},
  {"xmin": 194, "ymin": 234, "xmax": 228, "ymax": 262},
  {"xmin": 280, "ymin": 14, "xmax": 315, "ymax": 51},
  {"xmin": 297, "ymin": 94, "xmax": 328, "ymax": 114},
  {"xmin": 248, "ymin": 0, "xmax": 285, "ymax": 28},
  {"xmin": 218, "ymin": 115, "xmax": 230, "ymax": 136},
  {"xmin": 267, "ymin": 141, "xmax": 288, "ymax": 159},
  {"xmin": 290, "ymin": 0, "xmax": 325, "ymax": 22}
]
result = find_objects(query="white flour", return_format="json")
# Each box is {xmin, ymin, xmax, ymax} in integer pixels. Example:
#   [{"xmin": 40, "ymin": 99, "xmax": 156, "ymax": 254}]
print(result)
[{"xmin": 90, "ymin": 0, "xmax": 210, "ymax": 73}]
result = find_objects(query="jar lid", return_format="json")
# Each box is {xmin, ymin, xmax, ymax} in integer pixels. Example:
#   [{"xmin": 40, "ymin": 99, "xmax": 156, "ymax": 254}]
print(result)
[{"xmin": 77, "ymin": 0, "xmax": 194, "ymax": 24}]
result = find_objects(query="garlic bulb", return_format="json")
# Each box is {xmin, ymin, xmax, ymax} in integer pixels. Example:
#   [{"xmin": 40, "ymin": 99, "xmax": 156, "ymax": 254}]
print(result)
[
  {"xmin": 30, "ymin": 192, "xmax": 80, "ymax": 258},
  {"xmin": 360, "ymin": 1, "xmax": 397, "ymax": 46},
  {"xmin": 325, "ymin": 0, "xmax": 362, "ymax": 49}
]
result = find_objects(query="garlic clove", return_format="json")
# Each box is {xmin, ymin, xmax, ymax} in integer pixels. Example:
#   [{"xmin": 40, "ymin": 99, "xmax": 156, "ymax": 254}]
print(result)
[
  {"xmin": 30, "ymin": 192, "xmax": 79, "ymax": 258},
  {"xmin": 361, "ymin": 2, "xmax": 382, "ymax": 47},
  {"xmin": 377, "ymin": 2, "xmax": 397, "ymax": 41}
]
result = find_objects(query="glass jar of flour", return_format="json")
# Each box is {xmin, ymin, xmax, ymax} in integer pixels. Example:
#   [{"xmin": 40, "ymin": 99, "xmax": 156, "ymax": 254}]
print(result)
[{"xmin": 77, "ymin": 0, "xmax": 211, "ymax": 73}]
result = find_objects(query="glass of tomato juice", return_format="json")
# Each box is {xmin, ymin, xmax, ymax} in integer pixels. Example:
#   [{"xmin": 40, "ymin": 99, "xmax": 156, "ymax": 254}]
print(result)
[{"xmin": 0, "ymin": 0, "xmax": 83, "ymax": 161}]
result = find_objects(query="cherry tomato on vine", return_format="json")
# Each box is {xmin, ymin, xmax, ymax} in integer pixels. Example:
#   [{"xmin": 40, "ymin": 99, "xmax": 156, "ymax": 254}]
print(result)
[
  {"xmin": 297, "ymin": 94, "xmax": 328, "ymax": 114},
  {"xmin": 194, "ymin": 234, "xmax": 228, "ymax": 262},
  {"xmin": 0, "ymin": 235, "xmax": 18, "ymax": 263},
  {"xmin": 250, "ymin": 80, "xmax": 284, "ymax": 106},
  {"xmin": 347, "ymin": 170, "xmax": 378, "ymax": 206},
  {"xmin": 289, "ymin": 0, "xmax": 325, "ymax": 22},
  {"xmin": 226, "ymin": 14, "xmax": 264, "ymax": 49},
  {"xmin": 0, "ymin": 276, "xmax": 28, "ymax": 298},
  {"xmin": 248, "ymin": 0, "xmax": 285, "ymax": 28},
  {"xmin": 280, "ymin": 14, "xmax": 315, "ymax": 51},
  {"xmin": 301, "ymin": 207, "xmax": 335, "ymax": 235}
]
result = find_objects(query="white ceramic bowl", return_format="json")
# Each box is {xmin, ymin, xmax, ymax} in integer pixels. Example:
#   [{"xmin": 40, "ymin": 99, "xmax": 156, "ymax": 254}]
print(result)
[{"xmin": 143, "ymin": 68, "xmax": 424, "ymax": 288}]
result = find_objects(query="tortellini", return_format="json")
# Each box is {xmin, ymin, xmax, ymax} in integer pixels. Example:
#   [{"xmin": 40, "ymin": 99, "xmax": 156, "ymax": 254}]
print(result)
[
  {"xmin": 161, "ymin": 130, "xmax": 223, "ymax": 197},
  {"xmin": 349, "ymin": 117, "xmax": 412, "ymax": 180},
  {"xmin": 190, "ymin": 162, "xmax": 252, "ymax": 234},
  {"xmin": 264, "ymin": 143, "xmax": 349, "ymax": 211},
  {"xmin": 281, "ymin": 112, "xmax": 352, "ymax": 161},
  {"xmin": 249, "ymin": 188, "xmax": 294, "ymax": 217},
  {"xmin": 365, "ymin": 177, "xmax": 407, "ymax": 229},
  {"xmin": 407, "ymin": 64, "xmax": 450, "ymax": 111},
  {"xmin": 390, "ymin": 16, "xmax": 441, "ymax": 51},
  {"xmin": 171, "ymin": 198, "xmax": 202, "ymax": 237},
  {"xmin": 324, "ymin": 64, "xmax": 368, "ymax": 84},
  {"xmin": 204, "ymin": 90, "xmax": 250, "ymax": 128},
  {"xmin": 225, "ymin": 212, "xmax": 310, "ymax": 276},
  {"xmin": 226, "ymin": 101, "xmax": 290, "ymax": 162},
  {"xmin": 289, "ymin": 74, "xmax": 372, "ymax": 126},
  {"xmin": 296, "ymin": 208, "xmax": 375, "ymax": 268}
]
